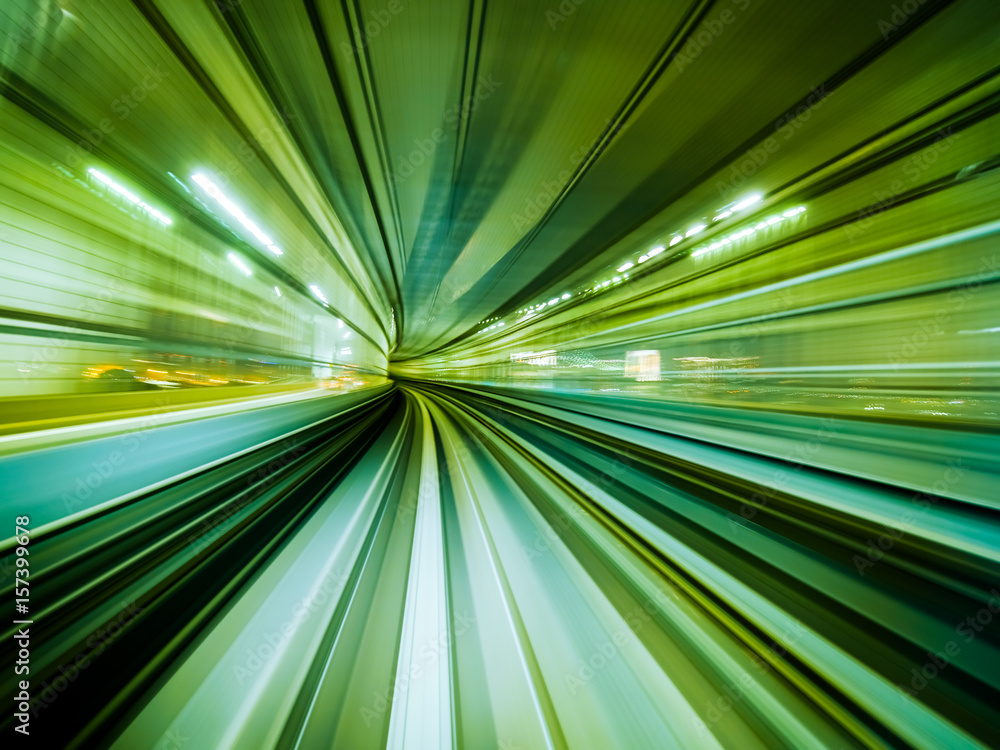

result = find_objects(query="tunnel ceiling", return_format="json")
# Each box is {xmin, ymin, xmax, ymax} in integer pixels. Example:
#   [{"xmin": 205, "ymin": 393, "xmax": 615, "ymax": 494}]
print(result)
[
  {"xmin": 195, "ymin": 0, "xmax": 947, "ymax": 360},
  {"xmin": 1, "ymin": 0, "xmax": 965, "ymax": 360}
]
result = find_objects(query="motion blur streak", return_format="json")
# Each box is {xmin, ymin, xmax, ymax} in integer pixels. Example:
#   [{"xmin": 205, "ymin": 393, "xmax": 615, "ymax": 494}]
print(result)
[{"xmin": 0, "ymin": 0, "xmax": 998, "ymax": 748}]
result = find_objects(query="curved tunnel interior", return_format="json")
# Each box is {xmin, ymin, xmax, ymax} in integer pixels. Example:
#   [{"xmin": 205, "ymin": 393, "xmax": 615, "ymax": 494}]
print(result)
[{"xmin": 0, "ymin": 0, "xmax": 999, "ymax": 748}]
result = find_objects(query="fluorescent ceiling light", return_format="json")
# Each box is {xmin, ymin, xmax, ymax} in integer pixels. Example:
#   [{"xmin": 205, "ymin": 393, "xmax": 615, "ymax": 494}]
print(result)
[
  {"xmin": 227, "ymin": 252, "xmax": 251, "ymax": 276},
  {"xmin": 309, "ymin": 284, "xmax": 328, "ymax": 304},
  {"xmin": 89, "ymin": 168, "xmax": 172, "ymax": 224},
  {"xmin": 732, "ymin": 194, "xmax": 762, "ymax": 212},
  {"xmin": 192, "ymin": 173, "xmax": 283, "ymax": 256}
]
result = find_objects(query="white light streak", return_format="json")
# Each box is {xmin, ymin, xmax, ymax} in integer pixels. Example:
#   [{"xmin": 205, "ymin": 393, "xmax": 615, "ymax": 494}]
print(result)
[
  {"xmin": 227, "ymin": 252, "xmax": 252, "ymax": 276},
  {"xmin": 309, "ymin": 284, "xmax": 328, "ymax": 304},
  {"xmin": 690, "ymin": 207, "xmax": 808, "ymax": 260},
  {"xmin": 732, "ymin": 194, "xmax": 762, "ymax": 212},
  {"xmin": 192, "ymin": 173, "xmax": 283, "ymax": 255},
  {"xmin": 88, "ymin": 168, "xmax": 172, "ymax": 224}
]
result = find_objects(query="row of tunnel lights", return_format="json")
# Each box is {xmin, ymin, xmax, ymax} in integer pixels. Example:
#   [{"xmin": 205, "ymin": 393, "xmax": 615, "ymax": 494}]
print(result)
[
  {"xmin": 608, "ymin": 193, "xmax": 773, "ymax": 276},
  {"xmin": 88, "ymin": 167, "xmax": 802, "ymax": 342},
  {"xmin": 478, "ymin": 291, "xmax": 575, "ymax": 333},
  {"xmin": 87, "ymin": 167, "xmax": 335, "ymax": 312},
  {"xmin": 479, "ymin": 193, "xmax": 806, "ymax": 335}
]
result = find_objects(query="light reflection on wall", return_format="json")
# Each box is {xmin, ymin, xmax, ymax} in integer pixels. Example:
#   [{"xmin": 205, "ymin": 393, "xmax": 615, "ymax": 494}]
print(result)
[
  {"xmin": 510, "ymin": 350, "xmax": 557, "ymax": 366},
  {"xmin": 625, "ymin": 350, "xmax": 661, "ymax": 381}
]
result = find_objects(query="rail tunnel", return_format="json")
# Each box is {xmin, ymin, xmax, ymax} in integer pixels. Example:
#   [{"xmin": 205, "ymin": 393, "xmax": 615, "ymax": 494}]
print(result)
[{"xmin": 1, "ymin": 0, "xmax": 999, "ymax": 748}]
